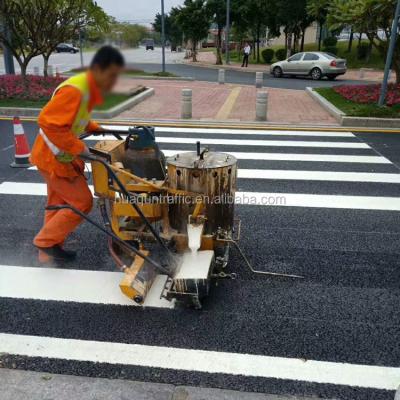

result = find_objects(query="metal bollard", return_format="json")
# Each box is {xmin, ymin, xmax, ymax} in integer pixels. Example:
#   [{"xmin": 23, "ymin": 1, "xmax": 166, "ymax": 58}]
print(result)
[
  {"xmin": 256, "ymin": 91, "xmax": 268, "ymax": 121},
  {"xmin": 255, "ymin": 72, "xmax": 263, "ymax": 88},
  {"xmin": 33, "ymin": 66, "xmax": 39, "ymax": 76},
  {"xmin": 359, "ymin": 68, "xmax": 365, "ymax": 79},
  {"xmin": 218, "ymin": 69, "xmax": 225, "ymax": 84},
  {"xmin": 181, "ymin": 88, "xmax": 192, "ymax": 119},
  {"xmin": 47, "ymin": 65, "xmax": 54, "ymax": 77}
]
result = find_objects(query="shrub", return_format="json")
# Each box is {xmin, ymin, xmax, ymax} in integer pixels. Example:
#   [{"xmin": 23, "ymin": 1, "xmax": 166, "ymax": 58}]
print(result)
[
  {"xmin": 323, "ymin": 36, "xmax": 338, "ymax": 47},
  {"xmin": 333, "ymin": 84, "xmax": 400, "ymax": 107},
  {"xmin": 261, "ymin": 48, "xmax": 275, "ymax": 63},
  {"xmin": 275, "ymin": 48, "xmax": 287, "ymax": 61},
  {"xmin": 0, "ymin": 75, "xmax": 65, "ymax": 101},
  {"xmin": 357, "ymin": 43, "xmax": 369, "ymax": 60},
  {"xmin": 323, "ymin": 46, "xmax": 338, "ymax": 55}
]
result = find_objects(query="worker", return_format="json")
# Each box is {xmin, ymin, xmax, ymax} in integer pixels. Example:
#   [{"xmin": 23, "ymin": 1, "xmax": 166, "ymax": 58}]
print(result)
[{"xmin": 30, "ymin": 46, "xmax": 125, "ymax": 262}]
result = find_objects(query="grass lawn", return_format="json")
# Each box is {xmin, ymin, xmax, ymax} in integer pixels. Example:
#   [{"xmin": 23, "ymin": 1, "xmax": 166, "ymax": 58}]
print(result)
[
  {"xmin": 227, "ymin": 40, "xmax": 384, "ymax": 70},
  {"xmin": 0, "ymin": 93, "xmax": 131, "ymax": 110},
  {"xmin": 315, "ymin": 87, "xmax": 400, "ymax": 118}
]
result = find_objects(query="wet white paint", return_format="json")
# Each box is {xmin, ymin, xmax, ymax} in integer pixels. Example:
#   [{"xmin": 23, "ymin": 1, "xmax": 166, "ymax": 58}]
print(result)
[{"xmin": 0, "ymin": 265, "xmax": 173, "ymax": 309}]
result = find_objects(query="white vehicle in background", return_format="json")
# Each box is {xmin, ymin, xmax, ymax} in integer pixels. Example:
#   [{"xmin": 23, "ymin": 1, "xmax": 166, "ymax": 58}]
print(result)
[{"xmin": 270, "ymin": 51, "xmax": 347, "ymax": 80}]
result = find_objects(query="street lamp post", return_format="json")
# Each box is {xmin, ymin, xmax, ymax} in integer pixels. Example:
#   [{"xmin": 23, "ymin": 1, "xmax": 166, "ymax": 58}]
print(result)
[
  {"xmin": 378, "ymin": 0, "xmax": 400, "ymax": 106},
  {"xmin": 161, "ymin": 0, "xmax": 166, "ymax": 73},
  {"xmin": 225, "ymin": 0, "xmax": 231, "ymax": 64}
]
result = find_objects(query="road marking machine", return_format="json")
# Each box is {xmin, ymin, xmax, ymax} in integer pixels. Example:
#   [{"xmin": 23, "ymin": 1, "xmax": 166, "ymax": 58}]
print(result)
[{"xmin": 49, "ymin": 126, "xmax": 301, "ymax": 308}]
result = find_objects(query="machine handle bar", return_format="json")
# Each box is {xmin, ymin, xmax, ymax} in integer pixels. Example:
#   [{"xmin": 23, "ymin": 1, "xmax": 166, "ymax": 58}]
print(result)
[{"xmin": 45, "ymin": 204, "xmax": 172, "ymax": 277}]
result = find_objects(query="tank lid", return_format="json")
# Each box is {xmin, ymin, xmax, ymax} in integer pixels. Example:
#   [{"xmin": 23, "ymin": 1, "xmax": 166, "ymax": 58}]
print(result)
[{"xmin": 167, "ymin": 151, "xmax": 237, "ymax": 169}]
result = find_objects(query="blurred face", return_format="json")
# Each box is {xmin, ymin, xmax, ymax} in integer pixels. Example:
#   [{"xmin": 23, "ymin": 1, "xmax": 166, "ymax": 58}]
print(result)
[{"xmin": 91, "ymin": 64, "xmax": 124, "ymax": 94}]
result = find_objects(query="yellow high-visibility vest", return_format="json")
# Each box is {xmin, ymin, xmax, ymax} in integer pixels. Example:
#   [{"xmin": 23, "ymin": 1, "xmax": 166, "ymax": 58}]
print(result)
[{"xmin": 39, "ymin": 72, "xmax": 91, "ymax": 163}]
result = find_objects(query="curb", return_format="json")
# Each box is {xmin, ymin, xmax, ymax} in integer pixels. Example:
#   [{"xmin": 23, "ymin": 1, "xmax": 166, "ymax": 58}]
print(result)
[
  {"xmin": 0, "ymin": 88, "xmax": 154, "ymax": 120},
  {"xmin": 124, "ymin": 75, "xmax": 194, "ymax": 81},
  {"xmin": 305, "ymin": 87, "xmax": 400, "ymax": 129},
  {"xmin": 182, "ymin": 60, "xmax": 268, "ymax": 74},
  {"xmin": 92, "ymin": 87, "xmax": 154, "ymax": 119},
  {"xmin": 305, "ymin": 87, "xmax": 344, "ymax": 123},
  {"xmin": 63, "ymin": 71, "xmax": 194, "ymax": 81}
]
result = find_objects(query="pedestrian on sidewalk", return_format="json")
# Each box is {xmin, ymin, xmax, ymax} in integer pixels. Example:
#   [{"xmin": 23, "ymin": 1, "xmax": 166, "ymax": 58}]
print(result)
[
  {"xmin": 30, "ymin": 46, "xmax": 125, "ymax": 263},
  {"xmin": 241, "ymin": 43, "xmax": 251, "ymax": 67}
]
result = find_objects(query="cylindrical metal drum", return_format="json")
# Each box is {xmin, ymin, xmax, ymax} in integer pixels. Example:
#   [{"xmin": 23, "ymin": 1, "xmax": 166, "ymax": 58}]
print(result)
[{"xmin": 167, "ymin": 151, "xmax": 237, "ymax": 236}]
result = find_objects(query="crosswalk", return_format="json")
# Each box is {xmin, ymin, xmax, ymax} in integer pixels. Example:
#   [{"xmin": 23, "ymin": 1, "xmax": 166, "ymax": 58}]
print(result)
[{"xmin": 1, "ymin": 126, "xmax": 399, "ymax": 399}]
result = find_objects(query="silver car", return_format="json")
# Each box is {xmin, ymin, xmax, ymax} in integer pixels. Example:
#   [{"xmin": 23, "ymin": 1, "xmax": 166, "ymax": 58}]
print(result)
[{"xmin": 270, "ymin": 51, "xmax": 347, "ymax": 80}]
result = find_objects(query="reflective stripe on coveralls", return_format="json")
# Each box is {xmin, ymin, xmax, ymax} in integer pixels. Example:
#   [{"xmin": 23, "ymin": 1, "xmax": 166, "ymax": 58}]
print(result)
[{"xmin": 40, "ymin": 73, "xmax": 91, "ymax": 163}]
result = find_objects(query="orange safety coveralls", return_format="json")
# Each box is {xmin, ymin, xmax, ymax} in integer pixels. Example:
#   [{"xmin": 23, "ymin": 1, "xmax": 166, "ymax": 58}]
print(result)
[{"xmin": 30, "ymin": 71, "xmax": 103, "ymax": 250}]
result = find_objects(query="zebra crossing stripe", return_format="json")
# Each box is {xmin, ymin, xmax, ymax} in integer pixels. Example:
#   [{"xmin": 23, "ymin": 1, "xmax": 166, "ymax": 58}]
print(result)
[
  {"xmin": 2, "ymin": 182, "xmax": 400, "ymax": 211},
  {"xmin": 0, "ymin": 332, "xmax": 399, "ymax": 390}
]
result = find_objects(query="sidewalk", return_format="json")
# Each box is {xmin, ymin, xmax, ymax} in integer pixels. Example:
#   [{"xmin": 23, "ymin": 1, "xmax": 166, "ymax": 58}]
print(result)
[
  {"xmin": 189, "ymin": 50, "xmax": 393, "ymax": 83},
  {"xmin": 114, "ymin": 78, "xmax": 338, "ymax": 125}
]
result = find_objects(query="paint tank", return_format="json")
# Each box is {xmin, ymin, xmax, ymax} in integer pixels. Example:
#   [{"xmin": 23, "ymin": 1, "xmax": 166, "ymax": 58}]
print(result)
[{"xmin": 166, "ymin": 151, "xmax": 237, "ymax": 236}]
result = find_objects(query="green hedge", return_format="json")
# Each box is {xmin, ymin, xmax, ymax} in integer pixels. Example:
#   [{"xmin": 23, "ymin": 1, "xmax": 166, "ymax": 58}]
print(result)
[
  {"xmin": 275, "ymin": 48, "xmax": 287, "ymax": 61},
  {"xmin": 261, "ymin": 48, "xmax": 274, "ymax": 63}
]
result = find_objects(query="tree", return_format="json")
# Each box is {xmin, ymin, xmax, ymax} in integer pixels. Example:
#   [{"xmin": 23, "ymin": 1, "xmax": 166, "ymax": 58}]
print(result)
[
  {"xmin": 205, "ymin": 0, "xmax": 226, "ymax": 65},
  {"xmin": 0, "ymin": 0, "xmax": 110, "ymax": 77},
  {"xmin": 38, "ymin": 0, "xmax": 110, "ymax": 76},
  {"xmin": 176, "ymin": 0, "xmax": 210, "ymax": 62},
  {"xmin": 307, "ymin": 0, "xmax": 330, "ymax": 50},
  {"xmin": 0, "ymin": 1, "xmax": 45, "ymax": 76},
  {"xmin": 328, "ymin": 0, "xmax": 400, "ymax": 83},
  {"xmin": 277, "ymin": 0, "xmax": 310, "ymax": 56},
  {"xmin": 153, "ymin": 7, "xmax": 183, "ymax": 48}
]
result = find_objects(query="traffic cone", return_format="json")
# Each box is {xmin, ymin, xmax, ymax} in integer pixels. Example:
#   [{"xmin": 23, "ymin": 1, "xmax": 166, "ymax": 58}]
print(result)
[{"xmin": 10, "ymin": 116, "xmax": 32, "ymax": 168}]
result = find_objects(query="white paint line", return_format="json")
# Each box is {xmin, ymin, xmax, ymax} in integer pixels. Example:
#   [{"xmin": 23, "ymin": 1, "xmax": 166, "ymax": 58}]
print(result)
[
  {"xmin": 102, "ymin": 125, "xmax": 356, "ymax": 137},
  {"xmin": 0, "ymin": 333, "xmax": 399, "ymax": 390},
  {"xmin": 162, "ymin": 150, "xmax": 391, "ymax": 164},
  {"xmin": 29, "ymin": 164, "xmax": 398, "ymax": 182},
  {"xmin": 88, "ymin": 136, "xmax": 369, "ymax": 149},
  {"xmin": 238, "ymin": 169, "xmax": 400, "ymax": 183},
  {"xmin": 2, "ymin": 182, "xmax": 400, "ymax": 211},
  {"xmin": 236, "ymin": 191, "xmax": 400, "ymax": 211},
  {"xmin": 28, "ymin": 152, "xmax": 392, "ymax": 170},
  {"xmin": 0, "ymin": 265, "xmax": 172, "ymax": 309}
]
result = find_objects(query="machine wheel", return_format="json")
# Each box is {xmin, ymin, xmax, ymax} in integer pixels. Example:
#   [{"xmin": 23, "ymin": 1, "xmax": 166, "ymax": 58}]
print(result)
[
  {"xmin": 70, "ymin": 49, "xmax": 75, "ymax": 54},
  {"xmin": 273, "ymin": 66, "xmax": 283, "ymax": 78},
  {"xmin": 310, "ymin": 67, "xmax": 322, "ymax": 80}
]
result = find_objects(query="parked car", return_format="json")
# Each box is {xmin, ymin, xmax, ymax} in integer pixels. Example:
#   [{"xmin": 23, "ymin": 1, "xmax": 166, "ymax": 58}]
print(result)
[
  {"xmin": 55, "ymin": 43, "xmax": 79, "ymax": 54},
  {"xmin": 270, "ymin": 51, "xmax": 347, "ymax": 80},
  {"xmin": 144, "ymin": 39, "xmax": 155, "ymax": 51}
]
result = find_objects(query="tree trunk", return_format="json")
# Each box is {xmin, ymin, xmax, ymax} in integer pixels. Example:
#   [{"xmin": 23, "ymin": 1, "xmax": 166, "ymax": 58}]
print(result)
[
  {"xmin": 192, "ymin": 41, "xmax": 197, "ymax": 62},
  {"xmin": 347, "ymin": 28, "xmax": 354, "ymax": 53},
  {"xmin": 318, "ymin": 23, "xmax": 323, "ymax": 51},
  {"xmin": 43, "ymin": 55, "xmax": 49, "ymax": 77},
  {"xmin": 300, "ymin": 27, "xmax": 306, "ymax": 52},
  {"xmin": 366, "ymin": 38, "xmax": 373, "ymax": 63},
  {"xmin": 284, "ymin": 31, "xmax": 288, "ymax": 52},
  {"xmin": 256, "ymin": 26, "xmax": 260, "ymax": 63},
  {"xmin": 252, "ymin": 38, "xmax": 256, "ymax": 60},
  {"xmin": 216, "ymin": 27, "xmax": 223, "ymax": 65},
  {"xmin": 287, "ymin": 32, "xmax": 292, "ymax": 58},
  {"xmin": 19, "ymin": 61, "xmax": 28, "ymax": 77}
]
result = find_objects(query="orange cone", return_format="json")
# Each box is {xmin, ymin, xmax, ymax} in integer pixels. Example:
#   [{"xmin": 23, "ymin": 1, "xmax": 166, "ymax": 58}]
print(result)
[{"xmin": 10, "ymin": 116, "xmax": 32, "ymax": 168}]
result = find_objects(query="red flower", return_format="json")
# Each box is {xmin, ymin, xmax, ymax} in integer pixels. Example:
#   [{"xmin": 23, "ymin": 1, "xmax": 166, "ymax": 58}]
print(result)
[
  {"xmin": 0, "ymin": 74, "xmax": 65, "ymax": 101},
  {"xmin": 333, "ymin": 83, "xmax": 400, "ymax": 107}
]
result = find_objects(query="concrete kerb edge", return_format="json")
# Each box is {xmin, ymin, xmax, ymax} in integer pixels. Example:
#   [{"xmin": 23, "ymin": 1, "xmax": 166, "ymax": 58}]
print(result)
[
  {"xmin": 305, "ymin": 87, "xmax": 344, "ymax": 123},
  {"xmin": 306, "ymin": 86, "xmax": 400, "ymax": 129},
  {"xmin": 0, "ymin": 87, "xmax": 155, "ymax": 119}
]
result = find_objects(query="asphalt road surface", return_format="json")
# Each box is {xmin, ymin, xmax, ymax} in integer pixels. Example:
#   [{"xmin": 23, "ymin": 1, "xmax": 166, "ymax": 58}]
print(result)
[
  {"xmin": 0, "ymin": 120, "xmax": 400, "ymax": 400},
  {"xmin": 0, "ymin": 47, "xmax": 369, "ymax": 90}
]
